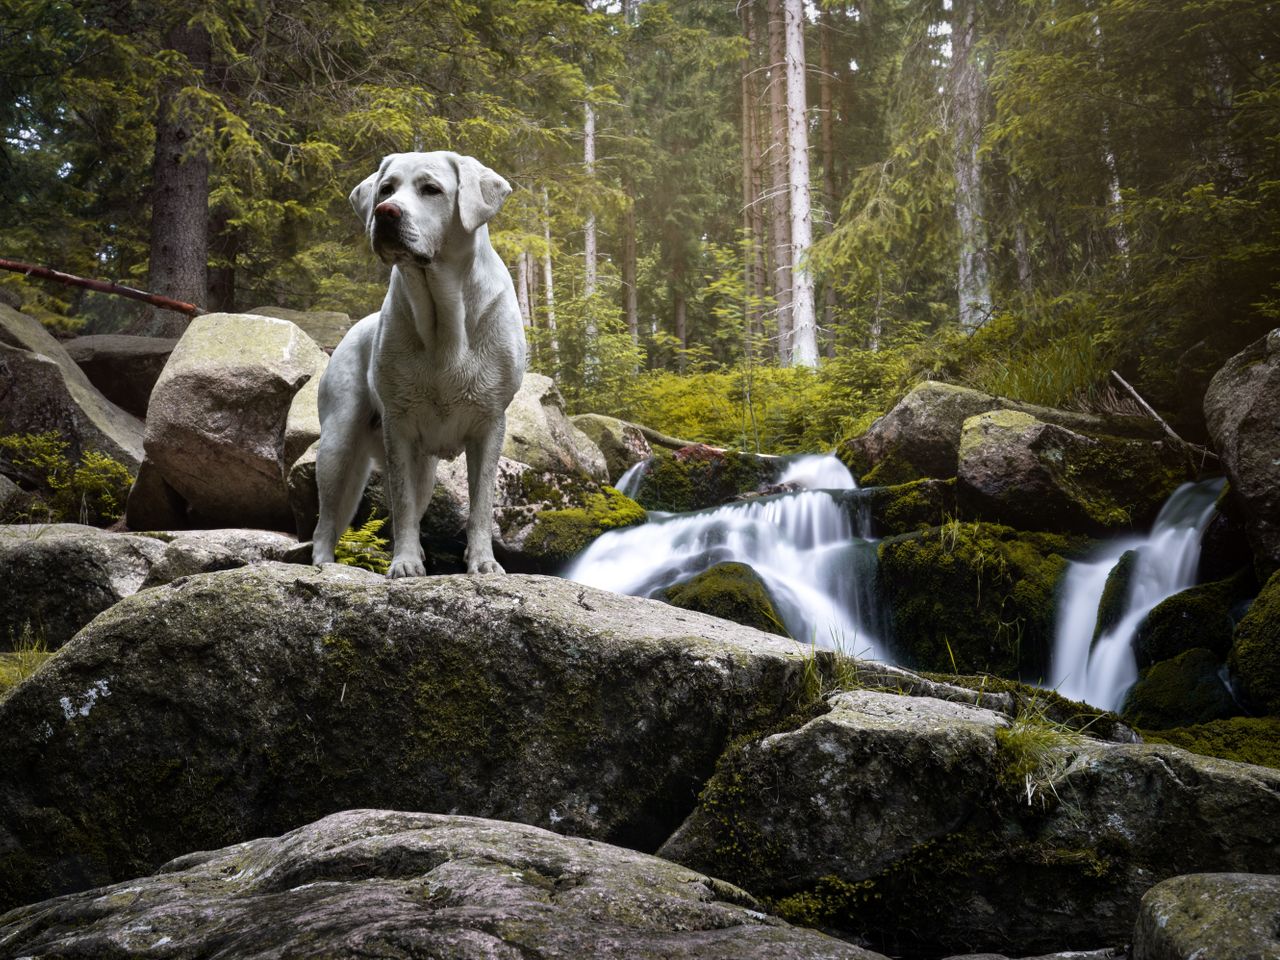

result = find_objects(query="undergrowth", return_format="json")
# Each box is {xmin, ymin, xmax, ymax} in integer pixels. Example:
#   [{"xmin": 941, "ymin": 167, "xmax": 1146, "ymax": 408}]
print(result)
[
  {"xmin": 334, "ymin": 513, "xmax": 391, "ymax": 575},
  {"xmin": 0, "ymin": 431, "xmax": 134, "ymax": 526},
  {"xmin": 0, "ymin": 623, "xmax": 54, "ymax": 699}
]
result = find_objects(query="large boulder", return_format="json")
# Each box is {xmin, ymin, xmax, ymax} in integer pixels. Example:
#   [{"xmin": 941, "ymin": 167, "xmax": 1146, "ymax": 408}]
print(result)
[
  {"xmin": 1204, "ymin": 328, "xmax": 1280, "ymax": 573},
  {"xmin": 0, "ymin": 809, "xmax": 886, "ymax": 960},
  {"xmin": 0, "ymin": 565, "xmax": 821, "ymax": 908},
  {"xmin": 0, "ymin": 524, "xmax": 166, "ymax": 650},
  {"xmin": 843, "ymin": 477, "xmax": 957, "ymax": 536},
  {"xmin": 956, "ymin": 410, "xmax": 1186, "ymax": 533},
  {"xmin": 129, "ymin": 312, "xmax": 328, "ymax": 531},
  {"xmin": 63, "ymin": 334, "xmax": 176, "ymax": 419},
  {"xmin": 1121, "ymin": 647, "xmax": 1241, "ymax": 730},
  {"xmin": 1132, "ymin": 873, "xmax": 1280, "ymax": 960},
  {"xmin": 571, "ymin": 413, "xmax": 654, "ymax": 484},
  {"xmin": 139, "ymin": 528, "xmax": 300, "ymax": 587},
  {"xmin": 505, "ymin": 374, "xmax": 608, "ymax": 481},
  {"xmin": 659, "ymin": 687, "xmax": 1280, "ymax": 958},
  {"xmin": 0, "ymin": 304, "xmax": 143, "ymax": 471},
  {"xmin": 1228, "ymin": 568, "xmax": 1280, "ymax": 715},
  {"xmin": 841, "ymin": 380, "xmax": 1156, "ymax": 487},
  {"xmin": 247, "ymin": 304, "xmax": 357, "ymax": 351},
  {"xmin": 629, "ymin": 445, "xmax": 781, "ymax": 512},
  {"xmin": 1132, "ymin": 570, "xmax": 1253, "ymax": 669}
]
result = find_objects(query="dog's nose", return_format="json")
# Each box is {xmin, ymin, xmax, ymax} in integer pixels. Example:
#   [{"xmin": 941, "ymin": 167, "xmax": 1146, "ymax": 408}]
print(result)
[{"xmin": 374, "ymin": 202, "xmax": 402, "ymax": 222}]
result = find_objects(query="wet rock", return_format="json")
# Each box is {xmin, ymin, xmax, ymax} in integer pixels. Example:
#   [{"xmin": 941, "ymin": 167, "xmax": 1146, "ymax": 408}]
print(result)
[
  {"xmin": 571, "ymin": 412, "xmax": 654, "ymax": 484},
  {"xmin": 63, "ymin": 333, "xmax": 176, "ymax": 418},
  {"xmin": 0, "ymin": 809, "xmax": 886, "ymax": 960},
  {"xmin": 1132, "ymin": 570, "xmax": 1253, "ymax": 669},
  {"xmin": 1095, "ymin": 549, "xmax": 1138, "ymax": 642},
  {"xmin": 1133, "ymin": 873, "xmax": 1280, "ymax": 960},
  {"xmin": 659, "ymin": 561, "xmax": 790, "ymax": 637},
  {"xmin": 630, "ymin": 445, "xmax": 780, "ymax": 512},
  {"xmin": 0, "ymin": 566, "xmax": 817, "ymax": 908},
  {"xmin": 1121, "ymin": 648, "xmax": 1240, "ymax": 730}
]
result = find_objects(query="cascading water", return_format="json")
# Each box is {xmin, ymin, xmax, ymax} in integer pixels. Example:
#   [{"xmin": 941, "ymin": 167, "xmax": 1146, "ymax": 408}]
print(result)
[
  {"xmin": 1048, "ymin": 478, "xmax": 1225, "ymax": 711},
  {"xmin": 568, "ymin": 455, "xmax": 885, "ymax": 659}
]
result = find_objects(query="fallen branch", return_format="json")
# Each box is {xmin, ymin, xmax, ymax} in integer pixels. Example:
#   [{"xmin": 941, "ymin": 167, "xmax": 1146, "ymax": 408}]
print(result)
[
  {"xmin": 1109, "ymin": 369, "xmax": 1218, "ymax": 467},
  {"xmin": 0, "ymin": 258, "xmax": 204, "ymax": 318}
]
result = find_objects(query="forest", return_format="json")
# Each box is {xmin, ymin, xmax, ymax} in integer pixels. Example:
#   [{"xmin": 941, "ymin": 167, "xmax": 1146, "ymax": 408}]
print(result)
[{"xmin": 3, "ymin": 0, "xmax": 1278, "ymax": 450}]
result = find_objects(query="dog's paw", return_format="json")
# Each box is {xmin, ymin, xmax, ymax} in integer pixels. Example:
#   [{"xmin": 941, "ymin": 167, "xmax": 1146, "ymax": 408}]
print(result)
[
  {"xmin": 469, "ymin": 559, "xmax": 505, "ymax": 575},
  {"xmin": 388, "ymin": 556, "xmax": 427, "ymax": 579}
]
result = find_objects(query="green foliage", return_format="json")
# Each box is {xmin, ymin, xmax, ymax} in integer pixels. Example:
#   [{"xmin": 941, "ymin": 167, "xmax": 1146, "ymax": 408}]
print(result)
[
  {"xmin": 0, "ymin": 623, "xmax": 54, "ymax": 700},
  {"xmin": 520, "ymin": 485, "xmax": 647, "ymax": 566},
  {"xmin": 995, "ymin": 706, "xmax": 1085, "ymax": 808},
  {"xmin": 1142, "ymin": 716, "xmax": 1280, "ymax": 771},
  {"xmin": 0, "ymin": 431, "xmax": 134, "ymax": 526},
  {"xmin": 334, "ymin": 513, "xmax": 390, "ymax": 575}
]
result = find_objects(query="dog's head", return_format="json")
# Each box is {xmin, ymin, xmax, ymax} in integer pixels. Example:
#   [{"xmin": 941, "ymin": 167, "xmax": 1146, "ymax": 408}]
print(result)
[{"xmin": 349, "ymin": 151, "xmax": 511, "ymax": 266}]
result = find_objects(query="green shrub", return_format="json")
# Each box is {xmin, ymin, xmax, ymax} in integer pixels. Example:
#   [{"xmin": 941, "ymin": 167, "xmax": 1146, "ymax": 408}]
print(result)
[
  {"xmin": 334, "ymin": 514, "xmax": 391, "ymax": 575},
  {"xmin": 0, "ymin": 431, "xmax": 133, "ymax": 526}
]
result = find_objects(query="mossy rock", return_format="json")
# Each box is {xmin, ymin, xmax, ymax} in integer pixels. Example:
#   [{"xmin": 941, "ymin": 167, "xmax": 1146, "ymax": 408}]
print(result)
[
  {"xmin": 1121, "ymin": 648, "xmax": 1240, "ymax": 730},
  {"xmin": 658, "ymin": 562, "xmax": 789, "ymax": 638},
  {"xmin": 1142, "ymin": 716, "xmax": 1280, "ymax": 770},
  {"xmin": 1133, "ymin": 569, "xmax": 1255, "ymax": 668},
  {"xmin": 518, "ymin": 483, "xmax": 647, "ymax": 568},
  {"xmin": 630, "ymin": 446, "xmax": 779, "ymax": 513},
  {"xmin": 1228, "ymin": 568, "xmax": 1280, "ymax": 714},
  {"xmin": 849, "ymin": 478, "xmax": 957, "ymax": 536},
  {"xmin": 876, "ymin": 522, "xmax": 1085, "ymax": 679},
  {"xmin": 1094, "ymin": 549, "xmax": 1137, "ymax": 643}
]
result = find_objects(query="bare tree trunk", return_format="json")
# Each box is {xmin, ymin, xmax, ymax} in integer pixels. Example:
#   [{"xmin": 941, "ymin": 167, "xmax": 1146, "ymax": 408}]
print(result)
[
  {"xmin": 516, "ymin": 250, "xmax": 532, "ymax": 327},
  {"xmin": 146, "ymin": 21, "xmax": 211, "ymax": 337},
  {"xmin": 674, "ymin": 289, "xmax": 687, "ymax": 372},
  {"xmin": 784, "ymin": 0, "xmax": 818, "ymax": 367},
  {"xmin": 622, "ymin": 201, "xmax": 638, "ymax": 347},
  {"xmin": 818, "ymin": 5, "xmax": 838, "ymax": 359},
  {"xmin": 951, "ymin": 0, "xmax": 992, "ymax": 333},
  {"xmin": 741, "ymin": 0, "xmax": 759, "ymax": 354},
  {"xmin": 583, "ymin": 97, "xmax": 597, "ymax": 300},
  {"xmin": 542, "ymin": 188, "xmax": 558, "ymax": 366},
  {"xmin": 765, "ymin": 0, "xmax": 793, "ymax": 363}
]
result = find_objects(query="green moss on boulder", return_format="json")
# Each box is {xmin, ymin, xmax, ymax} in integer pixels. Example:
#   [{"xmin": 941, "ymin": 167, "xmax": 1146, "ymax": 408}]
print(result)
[
  {"xmin": 659, "ymin": 562, "xmax": 789, "ymax": 637},
  {"xmin": 1133, "ymin": 569, "xmax": 1254, "ymax": 668},
  {"xmin": 1094, "ymin": 549, "xmax": 1137, "ymax": 642},
  {"xmin": 1142, "ymin": 716, "xmax": 1280, "ymax": 770},
  {"xmin": 630, "ymin": 446, "xmax": 779, "ymax": 513},
  {"xmin": 1121, "ymin": 648, "xmax": 1240, "ymax": 730},
  {"xmin": 1228, "ymin": 569, "xmax": 1280, "ymax": 714},
  {"xmin": 877, "ymin": 522, "xmax": 1083, "ymax": 678},
  {"xmin": 852, "ymin": 478, "xmax": 957, "ymax": 536},
  {"xmin": 520, "ymin": 485, "xmax": 647, "ymax": 566}
]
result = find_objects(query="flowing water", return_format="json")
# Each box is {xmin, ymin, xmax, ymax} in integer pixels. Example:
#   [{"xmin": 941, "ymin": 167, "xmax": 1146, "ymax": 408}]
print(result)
[
  {"xmin": 1047, "ymin": 478, "xmax": 1225, "ymax": 711},
  {"xmin": 569, "ymin": 455, "xmax": 886, "ymax": 658}
]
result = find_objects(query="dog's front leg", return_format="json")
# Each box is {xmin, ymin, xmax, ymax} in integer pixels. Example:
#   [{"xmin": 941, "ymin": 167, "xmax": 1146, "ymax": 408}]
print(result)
[
  {"xmin": 384, "ymin": 424, "xmax": 428, "ymax": 578},
  {"xmin": 464, "ymin": 416, "xmax": 506, "ymax": 574}
]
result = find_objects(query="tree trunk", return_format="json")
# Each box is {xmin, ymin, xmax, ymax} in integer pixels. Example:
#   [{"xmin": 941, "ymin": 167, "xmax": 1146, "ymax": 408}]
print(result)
[
  {"xmin": 516, "ymin": 250, "xmax": 532, "ymax": 327},
  {"xmin": 542, "ymin": 188, "xmax": 558, "ymax": 366},
  {"xmin": 674, "ymin": 288, "xmax": 687, "ymax": 372},
  {"xmin": 951, "ymin": 0, "xmax": 992, "ymax": 333},
  {"xmin": 741, "ymin": 0, "xmax": 760, "ymax": 354},
  {"xmin": 622, "ymin": 200, "xmax": 638, "ymax": 347},
  {"xmin": 583, "ymin": 96, "xmax": 597, "ymax": 300},
  {"xmin": 765, "ymin": 0, "xmax": 793, "ymax": 363},
  {"xmin": 784, "ymin": 0, "xmax": 818, "ymax": 367},
  {"xmin": 818, "ymin": 7, "xmax": 838, "ymax": 358},
  {"xmin": 146, "ymin": 21, "xmax": 211, "ymax": 337}
]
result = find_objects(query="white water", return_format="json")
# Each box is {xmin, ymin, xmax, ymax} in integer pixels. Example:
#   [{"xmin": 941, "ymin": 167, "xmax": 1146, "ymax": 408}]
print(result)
[
  {"xmin": 1048, "ymin": 478, "xmax": 1225, "ymax": 711},
  {"xmin": 568, "ymin": 455, "xmax": 885, "ymax": 659}
]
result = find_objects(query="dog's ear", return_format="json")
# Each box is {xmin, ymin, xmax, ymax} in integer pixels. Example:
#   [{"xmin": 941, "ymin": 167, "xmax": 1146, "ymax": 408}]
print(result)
[
  {"xmin": 455, "ymin": 155, "xmax": 512, "ymax": 233},
  {"xmin": 349, "ymin": 170, "xmax": 380, "ymax": 225}
]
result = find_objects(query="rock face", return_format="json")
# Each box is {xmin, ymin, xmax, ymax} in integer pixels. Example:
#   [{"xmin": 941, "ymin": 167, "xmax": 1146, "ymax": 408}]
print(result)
[
  {"xmin": 630, "ymin": 446, "xmax": 780, "ymax": 512},
  {"xmin": 1204, "ymin": 328, "xmax": 1280, "ymax": 573},
  {"xmin": 0, "ymin": 809, "xmax": 886, "ymax": 960},
  {"xmin": 659, "ymin": 562, "xmax": 790, "ymax": 637},
  {"xmin": 505, "ymin": 374, "xmax": 608, "ymax": 482},
  {"xmin": 1121, "ymin": 647, "xmax": 1240, "ymax": 730},
  {"xmin": 1132, "ymin": 873, "xmax": 1280, "ymax": 960},
  {"xmin": 840, "ymin": 380, "xmax": 1155, "ymax": 487},
  {"xmin": 129, "ymin": 312, "xmax": 329, "ymax": 530},
  {"xmin": 659, "ymin": 687, "xmax": 1280, "ymax": 957},
  {"xmin": 248, "ymin": 304, "xmax": 357, "ymax": 351},
  {"xmin": 0, "ymin": 304, "xmax": 143, "ymax": 471},
  {"xmin": 139, "ymin": 528, "xmax": 300, "ymax": 587},
  {"xmin": 1229, "ymin": 568, "xmax": 1280, "ymax": 715},
  {"xmin": 956, "ymin": 410, "xmax": 1186, "ymax": 533},
  {"xmin": 63, "ymin": 334, "xmax": 176, "ymax": 419},
  {"xmin": 0, "ymin": 524, "xmax": 165, "ymax": 650},
  {"xmin": 571, "ymin": 413, "xmax": 654, "ymax": 483},
  {"xmin": 1132, "ymin": 571, "xmax": 1251, "ymax": 669},
  {"xmin": 0, "ymin": 565, "xmax": 817, "ymax": 908}
]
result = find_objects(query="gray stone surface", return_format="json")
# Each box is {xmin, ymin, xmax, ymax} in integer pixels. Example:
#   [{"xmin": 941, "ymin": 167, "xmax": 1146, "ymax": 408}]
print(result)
[
  {"xmin": 505, "ymin": 374, "xmax": 608, "ymax": 481},
  {"xmin": 0, "ymin": 565, "xmax": 818, "ymax": 908},
  {"xmin": 1204, "ymin": 328, "xmax": 1280, "ymax": 572},
  {"xmin": 134, "ymin": 312, "xmax": 328, "ymax": 530},
  {"xmin": 1133, "ymin": 872, "xmax": 1280, "ymax": 960},
  {"xmin": 139, "ymin": 528, "xmax": 300, "ymax": 587},
  {"xmin": 0, "ymin": 809, "xmax": 886, "ymax": 959},
  {"xmin": 248, "ymin": 304, "xmax": 357, "ymax": 351},
  {"xmin": 571, "ymin": 413, "xmax": 654, "ymax": 484},
  {"xmin": 63, "ymin": 333, "xmax": 176, "ymax": 418},
  {"xmin": 0, "ymin": 304, "xmax": 143, "ymax": 471}
]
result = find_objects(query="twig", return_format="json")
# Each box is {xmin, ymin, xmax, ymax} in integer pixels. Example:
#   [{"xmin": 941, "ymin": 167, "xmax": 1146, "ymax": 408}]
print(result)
[
  {"xmin": 0, "ymin": 258, "xmax": 204, "ymax": 318},
  {"xmin": 1109, "ymin": 369, "xmax": 1218, "ymax": 467}
]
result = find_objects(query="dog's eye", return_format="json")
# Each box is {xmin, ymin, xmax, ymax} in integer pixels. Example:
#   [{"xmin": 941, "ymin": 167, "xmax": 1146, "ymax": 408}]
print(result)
[
  {"xmin": 421, "ymin": 183, "xmax": 442, "ymax": 196},
  {"xmin": 378, "ymin": 182, "xmax": 394, "ymax": 196}
]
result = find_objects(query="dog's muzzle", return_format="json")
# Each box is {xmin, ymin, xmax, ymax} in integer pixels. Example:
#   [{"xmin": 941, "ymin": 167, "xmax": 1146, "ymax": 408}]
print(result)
[{"xmin": 372, "ymin": 202, "xmax": 431, "ymax": 265}]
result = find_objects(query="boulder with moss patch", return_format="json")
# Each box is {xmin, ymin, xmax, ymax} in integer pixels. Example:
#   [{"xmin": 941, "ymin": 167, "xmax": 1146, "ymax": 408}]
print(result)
[
  {"xmin": 0, "ymin": 809, "xmax": 887, "ymax": 960},
  {"xmin": 504, "ymin": 374, "xmax": 608, "ymax": 482},
  {"xmin": 1133, "ymin": 873, "xmax": 1280, "ymax": 960},
  {"xmin": 659, "ymin": 562, "xmax": 789, "ymax": 637},
  {"xmin": 0, "ymin": 565, "xmax": 824, "ymax": 909},
  {"xmin": 1141, "ymin": 716, "xmax": 1280, "ymax": 770},
  {"xmin": 1121, "ymin": 648, "xmax": 1240, "ymax": 730},
  {"xmin": 1094, "ymin": 549, "xmax": 1138, "ymax": 642},
  {"xmin": 1228, "ymin": 569, "xmax": 1280, "ymax": 715},
  {"xmin": 956, "ymin": 410, "xmax": 1187, "ymax": 534},
  {"xmin": 845, "ymin": 478, "xmax": 957, "ymax": 536},
  {"xmin": 1133, "ymin": 570, "xmax": 1254, "ymax": 669},
  {"xmin": 571, "ymin": 413, "xmax": 654, "ymax": 484},
  {"xmin": 877, "ymin": 522, "xmax": 1082, "ymax": 678},
  {"xmin": 629, "ymin": 446, "xmax": 780, "ymax": 513},
  {"xmin": 659, "ymin": 686, "xmax": 1280, "ymax": 957}
]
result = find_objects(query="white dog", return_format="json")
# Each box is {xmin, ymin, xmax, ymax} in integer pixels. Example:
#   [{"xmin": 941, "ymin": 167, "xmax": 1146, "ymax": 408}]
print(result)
[{"xmin": 311, "ymin": 151, "xmax": 526, "ymax": 577}]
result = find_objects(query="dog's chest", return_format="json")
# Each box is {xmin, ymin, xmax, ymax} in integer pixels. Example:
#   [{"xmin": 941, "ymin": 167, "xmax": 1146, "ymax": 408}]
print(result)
[{"xmin": 376, "ymin": 348, "xmax": 508, "ymax": 456}]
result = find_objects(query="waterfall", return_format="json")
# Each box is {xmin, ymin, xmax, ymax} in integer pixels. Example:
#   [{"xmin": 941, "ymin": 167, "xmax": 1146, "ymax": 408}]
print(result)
[
  {"xmin": 614, "ymin": 459, "xmax": 648, "ymax": 498},
  {"xmin": 1048, "ymin": 478, "xmax": 1225, "ymax": 711},
  {"xmin": 567, "ymin": 455, "xmax": 885, "ymax": 659}
]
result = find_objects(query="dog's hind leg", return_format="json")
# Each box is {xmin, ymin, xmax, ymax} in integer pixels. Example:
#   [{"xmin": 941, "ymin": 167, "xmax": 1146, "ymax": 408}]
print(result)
[
  {"xmin": 463, "ymin": 416, "xmax": 506, "ymax": 575},
  {"xmin": 384, "ymin": 425, "xmax": 429, "ymax": 578},
  {"xmin": 312, "ymin": 423, "xmax": 376, "ymax": 565}
]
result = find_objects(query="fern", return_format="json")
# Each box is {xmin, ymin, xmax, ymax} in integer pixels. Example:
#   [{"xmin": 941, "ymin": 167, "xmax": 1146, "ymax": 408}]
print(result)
[
  {"xmin": 335, "ymin": 514, "xmax": 392, "ymax": 575},
  {"xmin": 0, "ymin": 431, "xmax": 134, "ymax": 525}
]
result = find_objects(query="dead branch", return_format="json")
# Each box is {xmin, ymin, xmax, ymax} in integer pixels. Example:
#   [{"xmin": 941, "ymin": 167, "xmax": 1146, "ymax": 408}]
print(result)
[{"xmin": 0, "ymin": 258, "xmax": 204, "ymax": 318}]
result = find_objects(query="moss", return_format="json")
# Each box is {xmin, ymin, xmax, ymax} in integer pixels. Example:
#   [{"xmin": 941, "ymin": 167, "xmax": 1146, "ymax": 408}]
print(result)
[
  {"xmin": 1052, "ymin": 430, "xmax": 1187, "ymax": 531},
  {"xmin": 1094, "ymin": 549, "xmax": 1137, "ymax": 642},
  {"xmin": 920, "ymin": 671, "xmax": 1131, "ymax": 741},
  {"xmin": 1134, "ymin": 569, "xmax": 1254, "ymax": 668},
  {"xmin": 1121, "ymin": 648, "xmax": 1240, "ymax": 730},
  {"xmin": 1228, "ymin": 569, "xmax": 1280, "ymax": 715},
  {"xmin": 877, "ymin": 521, "xmax": 1081, "ymax": 679},
  {"xmin": 631, "ymin": 446, "xmax": 778, "ymax": 512},
  {"xmin": 858, "ymin": 478, "xmax": 957, "ymax": 535},
  {"xmin": 659, "ymin": 562, "xmax": 789, "ymax": 637},
  {"xmin": 859, "ymin": 450, "xmax": 925, "ymax": 488},
  {"xmin": 521, "ymin": 485, "xmax": 647, "ymax": 565},
  {"xmin": 1142, "ymin": 716, "xmax": 1280, "ymax": 770}
]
